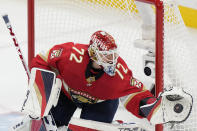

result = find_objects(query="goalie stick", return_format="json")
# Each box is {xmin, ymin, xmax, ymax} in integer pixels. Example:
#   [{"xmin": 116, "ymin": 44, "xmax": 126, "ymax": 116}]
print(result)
[
  {"xmin": 2, "ymin": 14, "xmax": 30, "ymax": 79},
  {"xmin": 2, "ymin": 14, "xmax": 58, "ymax": 131}
]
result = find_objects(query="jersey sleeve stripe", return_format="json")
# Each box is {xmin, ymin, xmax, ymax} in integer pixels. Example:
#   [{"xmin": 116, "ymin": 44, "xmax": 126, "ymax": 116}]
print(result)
[
  {"xmin": 38, "ymin": 50, "xmax": 50, "ymax": 62},
  {"xmin": 123, "ymin": 87, "xmax": 147, "ymax": 108}
]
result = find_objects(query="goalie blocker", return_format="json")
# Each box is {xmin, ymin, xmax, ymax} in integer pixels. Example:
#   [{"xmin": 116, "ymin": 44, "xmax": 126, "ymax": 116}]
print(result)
[
  {"xmin": 21, "ymin": 68, "xmax": 62, "ymax": 119},
  {"xmin": 11, "ymin": 68, "xmax": 62, "ymax": 131}
]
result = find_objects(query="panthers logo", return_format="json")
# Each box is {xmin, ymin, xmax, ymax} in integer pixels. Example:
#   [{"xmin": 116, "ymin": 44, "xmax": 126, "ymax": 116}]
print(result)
[
  {"xmin": 68, "ymin": 88, "xmax": 98, "ymax": 104},
  {"xmin": 50, "ymin": 48, "xmax": 63, "ymax": 59}
]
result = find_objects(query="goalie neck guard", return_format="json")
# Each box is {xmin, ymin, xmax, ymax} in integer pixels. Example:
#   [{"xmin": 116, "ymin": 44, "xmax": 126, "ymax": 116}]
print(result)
[{"xmin": 88, "ymin": 31, "xmax": 119, "ymax": 76}]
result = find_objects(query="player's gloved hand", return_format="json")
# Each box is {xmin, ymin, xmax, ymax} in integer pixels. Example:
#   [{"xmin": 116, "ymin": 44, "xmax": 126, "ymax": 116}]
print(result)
[{"xmin": 140, "ymin": 86, "xmax": 193, "ymax": 124}]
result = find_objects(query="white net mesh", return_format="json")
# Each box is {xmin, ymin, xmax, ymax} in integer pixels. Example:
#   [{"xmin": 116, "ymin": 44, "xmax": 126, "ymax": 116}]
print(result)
[{"xmin": 33, "ymin": 0, "xmax": 197, "ymax": 130}]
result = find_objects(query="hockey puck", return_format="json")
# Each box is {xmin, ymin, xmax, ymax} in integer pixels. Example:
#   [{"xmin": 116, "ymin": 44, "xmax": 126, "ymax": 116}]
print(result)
[
  {"xmin": 144, "ymin": 67, "xmax": 152, "ymax": 76},
  {"xmin": 174, "ymin": 103, "xmax": 183, "ymax": 113}
]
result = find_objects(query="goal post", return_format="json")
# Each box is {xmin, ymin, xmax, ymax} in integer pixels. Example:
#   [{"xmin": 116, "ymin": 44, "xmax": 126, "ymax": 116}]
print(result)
[
  {"xmin": 135, "ymin": 1, "xmax": 164, "ymax": 130},
  {"xmin": 28, "ymin": 0, "xmax": 34, "ymax": 69},
  {"xmin": 27, "ymin": 0, "xmax": 197, "ymax": 131}
]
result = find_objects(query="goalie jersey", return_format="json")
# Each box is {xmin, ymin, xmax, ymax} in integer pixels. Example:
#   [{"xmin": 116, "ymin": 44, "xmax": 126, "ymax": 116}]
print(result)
[{"xmin": 30, "ymin": 42, "xmax": 153, "ymax": 118}]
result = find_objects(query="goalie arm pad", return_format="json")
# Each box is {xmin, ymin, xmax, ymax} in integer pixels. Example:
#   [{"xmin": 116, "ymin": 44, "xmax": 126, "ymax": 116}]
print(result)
[
  {"xmin": 21, "ymin": 68, "xmax": 62, "ymax": 119},
  {"xmin": 140, "ymin": 87, "xmax": 193, "ymax": 124}
]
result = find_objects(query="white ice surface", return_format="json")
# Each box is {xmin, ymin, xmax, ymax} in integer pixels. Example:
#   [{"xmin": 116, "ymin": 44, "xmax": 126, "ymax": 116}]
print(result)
[{"xmin": 0, "ymin": 0, "xmax": 197, "ymax": 131}]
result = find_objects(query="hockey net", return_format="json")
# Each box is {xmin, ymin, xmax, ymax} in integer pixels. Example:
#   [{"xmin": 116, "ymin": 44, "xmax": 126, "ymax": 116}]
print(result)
[{"xmin": 28, "ymin": 0, "xmax": 197, "ymax": 130}]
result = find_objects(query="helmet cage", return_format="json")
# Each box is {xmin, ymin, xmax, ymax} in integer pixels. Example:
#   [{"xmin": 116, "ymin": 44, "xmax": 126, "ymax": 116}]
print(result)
[{"xmin": 89, "ymin": 41, "xmax": 119, "ymax": 76}]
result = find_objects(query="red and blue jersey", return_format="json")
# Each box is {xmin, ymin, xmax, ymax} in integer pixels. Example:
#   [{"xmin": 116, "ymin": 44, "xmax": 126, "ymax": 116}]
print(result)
[{"xmin": 30, "ymin": 42, "xmax": 153, "ymax": 118}]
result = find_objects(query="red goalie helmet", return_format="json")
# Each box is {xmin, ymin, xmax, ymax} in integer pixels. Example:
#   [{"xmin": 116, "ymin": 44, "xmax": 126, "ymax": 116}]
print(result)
[{"xmin": 88, "ymin": 31, "xmax": 119, "ymax": 76}]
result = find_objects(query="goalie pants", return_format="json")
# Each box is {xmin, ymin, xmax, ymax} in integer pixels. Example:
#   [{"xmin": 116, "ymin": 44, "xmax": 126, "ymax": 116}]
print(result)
[{"xmin": 50, "ymin": 91, "xmax": 119, "ymax": 127}]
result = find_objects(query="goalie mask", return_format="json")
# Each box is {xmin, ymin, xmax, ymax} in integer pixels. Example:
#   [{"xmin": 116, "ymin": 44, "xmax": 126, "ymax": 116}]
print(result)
[{"xmin": 88, "ymin": 31, "xmax": 119, "ymax": 76}]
